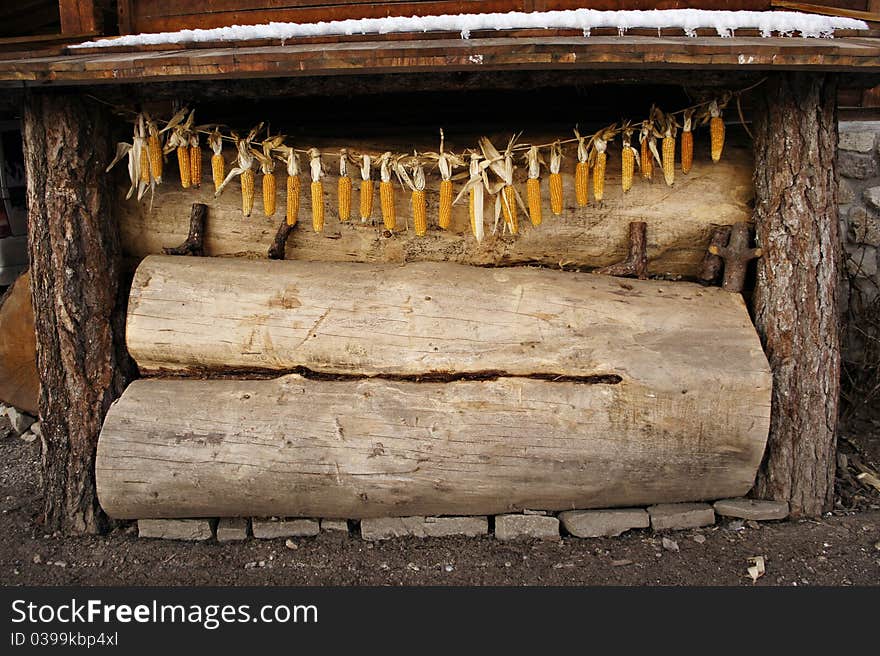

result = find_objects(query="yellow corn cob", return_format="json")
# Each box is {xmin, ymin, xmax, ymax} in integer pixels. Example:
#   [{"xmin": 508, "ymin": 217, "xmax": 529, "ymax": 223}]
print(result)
[
  {"xmin": 640, "ymin": 136, "xmax": 652, "ymax": 180},
  {"xmin": 439, "ymin": 179, "xmax": 453, "ymax": 229},
  {"xmin": 139, "ymin": 146, "xmax": 150, "ymax": 183},
  {"xmin": 575, "ymin": 162, "xmax": 589, "ymax": 206},
  {"xmin": 469, "ymin": 188, "xmax": 476, "ymax": 234},
  {"xmin": 177, "ymin": 145, "xmax": 191, "ymax": 189},
  {"xmin": 710, "ymin": 116, "xmax": 725, "ymax": 162},
  {"xmin": 622, "ymin": 146, "xmax": 634, "ymax": 193},
  {"xmin": 527, "ymin": 177, "xmax": 542, "ymax": 227},
  {"xmin": 241, "ymin": 169, "xmax": 255, "ymax": 217},
  {"xmin": 148, "ymin": 134, "xmax": 163, "ymax": 183},
  {"xmin": 286, "ymin": 174, "xmax": 300, "ymax": 226},
  {"xmin": 338, "ymin": 176, "xmax": 352, "ymax": 222},
  {"xmin": 502, "ymin": 185, "xmax": 518, "ymax": 236},
  {"xmin": 360, "ymin": 180, "xmax": 373, "ymax": 221},
  {"xmin": 593, "ymin": 152, "xmax": 606, "ymax": 203},
  {"xmin": 681, "ymin": 129, "xmax": 693, "ymax": 174},
  {"xmin": 662, "ymin": 135, "xmax": 675, "ymax": 186},
  {"xmin": 412, "ymin": 189, "xmax": 427, "ymax": 236},
  {"xmin": 380, "ymin": 180, "xmax": 395, "ymax": 230},
  {"xmin": 263, "ymin": 172, "xmax": 276, "ymax": 217},
  {"xmin": 549, "ymin": 174, "xmax": 563, "ymax": 216},
  {"xmin": 211, "ymin": 154, "xmax": 224, "ymax": 192},
  {"xmin": 190, "ymin": 144, "xmax": 201, "ymax": 188},
  {"xmin": 311, "ymin": 180, "xmax": 324, "ymax": 232}
]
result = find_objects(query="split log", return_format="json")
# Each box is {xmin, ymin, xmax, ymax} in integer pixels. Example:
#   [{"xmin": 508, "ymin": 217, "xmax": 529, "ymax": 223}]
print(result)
[
  {"xmin": 698, "ymin": 225, "xmax": 732, "ymax": 286},
  {"xmin": 23, "ymin": 92, "xmax": 136, "ymax": 534},
  {"xmin": 96, "ymin": 370, "xmax": 771, "ymax": 519},
  {"xmin": 752, "ymin": 72, "xmax": 841, "ymax": 517},
  {"xmin": 595, "ymin": 222, "xmax": 648, "ymax": 279},
  {"xmin": 0, "ymin": 271, "xmax": 38, "ymax": 415},
  {"xmin": 708, "ymin": 222, "xmax": 762, "ymax": 293},
  {"xmin": 116, "ymin": 142, "xmax": 754, "ymax": 277},
  {"xmin": 126, "ymin": 256, "xmax": 771, "ymax": 384},
  {"xmin": 163, "ymin": 203, "xmax": 206, "ymax": 256}
]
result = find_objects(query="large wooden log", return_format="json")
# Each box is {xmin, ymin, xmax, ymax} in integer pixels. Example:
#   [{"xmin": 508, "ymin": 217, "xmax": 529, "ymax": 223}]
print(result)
[
  {"xmin": 117, "ymin": 142, "xmax": 754, "ymax": 277},
  {"xmin": 752, "ymin": 72, "xmax": 841, "ymax": 517},
  {"xmin": 127, "ymin": 256, "xmax": 770, "ymax": 386},
  {"xmin": 96, "ymin": 372, "xmax": 771, "ymax": 519},
  {"xmin": 23, "ymin": 92, "xmax": 136, "ymax": 534}
]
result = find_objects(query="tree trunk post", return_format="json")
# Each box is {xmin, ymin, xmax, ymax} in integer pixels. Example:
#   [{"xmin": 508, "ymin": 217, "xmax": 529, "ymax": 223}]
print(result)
[
  {"xmin": 752, "ymin": 72, "xmax": 841, "ymax": 517},
  {"xmin": 22, "ymin": 92, "xmax": 135, "ymax": 534}
]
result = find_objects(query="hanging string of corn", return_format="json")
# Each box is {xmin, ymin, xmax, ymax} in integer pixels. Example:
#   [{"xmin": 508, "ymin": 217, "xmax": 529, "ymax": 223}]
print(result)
[
  {"xmin": 525, "ymin": 145, "xmax": 543, "ymax": 227},
  {"xmin": 257, "ymin": 135, "xmax": 283, "ymax": 218},
  {"xmin": 359, "ymin": 154, "xmax": 373, "ymax": 223},
  {"xmin": 453, "ymin": 152, "xmax": 489, "ymax": 243},
  {"xmin": 480, "ymin": 136, "xmax": 524, "ymax": 237},
  {"xmin": 426, "ymin": 130, "xmax": 462, "ymax": 230},
  {"xmin": 708, "ymin": 99, "xmax": 726, "ymax": 163},
  {"xmin": 308, "ymin": 148, "xmax": 325, "ymax": 233},
  {"xmin": 378, "ymin": 152, "xmax": 396, "ymax": 231},
  {"xmin": 590, "ymin": 126, "xmax": 615, "ymax": 204},
  {"xmin": 189, "ymin": 133, "xmax": 202, "ymax": 189},
  {"xmin": 209, "ymin": 128, "xmax": 225, "ymax": 193},
  {"xmin": 574, "ymin": 129, "xmax": 590, "ymax": 207},
  {"xmin": 639, "ymin": 118, "xmax": 654, "ymax": 181},
  {"xmin": 215, "ymin": 125, "xmax": 261, "ymax": 218},
  {"xmin": 338, "ymin": 149, "xmax": 352, "ymax": 222},
  {"xmin": 621, "ymin": 124, "xmax": 639, "ymax": 194},
  {"xmin": 680, "ymin": 109, "xmax": 694, "ymax": 174},
  {"xmin": 285, "ymin": 147, "xmax": 301, "ymax": 227},
  {"xmin": 548, "ymin": 141, "xmax": 564, "ymax": 216}
]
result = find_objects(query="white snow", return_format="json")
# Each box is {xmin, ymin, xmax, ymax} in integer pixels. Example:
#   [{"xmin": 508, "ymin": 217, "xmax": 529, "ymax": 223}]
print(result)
[{"xmin": 71, "ymin": 9, "xmax": 867, "ymax": 49}]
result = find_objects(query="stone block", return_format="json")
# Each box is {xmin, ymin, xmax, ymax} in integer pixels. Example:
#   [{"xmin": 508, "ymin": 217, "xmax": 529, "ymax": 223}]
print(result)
[
  {"xmin": 839, "ymin": 151, "xmax": 878, "ymax": 180},
  {"xmin": 648, "ymin": 503, "xmax": 715, "ymax": 531},
  {"xmin": 321, "ymin": 519, "xmax": 349, "ymax": 533},
  {"xmin": 138, "ymin": 519, "xmax": 213, "ymax": 541},
  {"xmin": 494, "ymin": 514, "xmax": 559, "ymax": 541},
  {"xmin": 252, "ymin": 518, "xmax": 319, "ymax": 539},
  {"xmin": 848, "ymin": 206, "xmax": 880, "ymax": 247},
  {"xmin": 360, "ymin": 516, "xmax": 488, "ymax": 541},
  {"xmin": 217, "ymin": 517, "xmax": 249, "ymax": 541},
  {"xmin": 839, "ymin": 129, "xmax": 876, "ymax": 153},
  {"xmin": 713, "ymin": 498, "xmax": 789, "ymax": 521},
  {"xmin": 559, "ymin": 508, "xmax": 650, "ymax": 538}
]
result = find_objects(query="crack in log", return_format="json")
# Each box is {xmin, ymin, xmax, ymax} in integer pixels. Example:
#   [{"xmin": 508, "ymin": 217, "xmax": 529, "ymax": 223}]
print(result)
[{"xmin": 135, "ymin": 365, "xmax": 623, "ymax": 386}]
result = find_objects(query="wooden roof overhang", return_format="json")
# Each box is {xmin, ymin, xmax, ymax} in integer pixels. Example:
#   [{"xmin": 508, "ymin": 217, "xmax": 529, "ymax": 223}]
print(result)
[{"xmin": 0, "ymin": 31, "xmax": 878, "ymax": 88}]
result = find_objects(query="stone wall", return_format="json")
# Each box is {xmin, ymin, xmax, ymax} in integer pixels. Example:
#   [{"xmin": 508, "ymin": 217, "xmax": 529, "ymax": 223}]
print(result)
[{"xmin": 838, "ymin": 121, "xmax": 880, "ymax": 383}]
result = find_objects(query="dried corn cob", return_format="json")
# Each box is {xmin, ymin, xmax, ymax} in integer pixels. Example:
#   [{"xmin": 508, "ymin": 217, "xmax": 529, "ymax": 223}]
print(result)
[
  {"xmin": 189, "ymin": 134, "xmax": 202, "ymax": 189},
  {"xmin": 621, "ymin": 126, "xmax": 639, "ymax": 193},
  {"xmin": 214, "ymin": 125, "xmax": 261, "ymax": 219},
  {"xmin": 548, "ymin": 142, "xmax": 563, "ymax": 216},
  {"xmin": 709, "ymin": 100, "xmax": 725, "ymax": 163},
  {"xmin": 106, "ymin": 113, "xmax": 152, "ymax": 202},
  {"xmin": 525, "ymin": 145, "xmax": 543, "ymax": 227},
  {"xmin": 139, "ymin": 145, "xmax": 150, "ymax": 184},
  {"xmin": 590, "ymin": 127, "xmax": 614, "ymax": 204},
  {"xmin": 177, "ymin": 143, "xmax": 191, "ymax": 189},
  {"xmin": 639, "ymin": 120, "xmax": 653, "ymax": 181},
  {"xmin": 429, "ymin": 130, "xmax": 463, "ymax": 230},
  {"xmin": 410, "ymin": 162, "xmax": 428, "ymax": 237},
  {"xmin": 359, "ymin": 154, "xmax": 373, "ymax": 222},
  {"xmin": 285, "ymin": 148, "xmax": 301, "ymax": 227},
  {"xmin": 453, "ymin": 152, "xmax": 486, "ymax": 243},
  {"xmin": 257, "ymin": 135, "xmax": 284, "ymax": 218},
  {"xmin": 241, "ymin": 168, "xmax": 255, "ymax": 217},
  {"xmin": 209, "ymin": 128, "xmax": 225, "ymax": 193},
  {"xmin": 574, "ymin": 129, "xmax": 589, "ymax": 206},
  {"xmin": 479, "ymin": 136, "xmax": 524, "ymax": 237},
  {"xmin": 163, "ymin": 108, "xmax": 194, "ymax": 189},
  {"xmin": 146, "ymin": 117, "xmax": 163, "ymax": 184},
  {"xmin": 338, "ymin": 150, "xmax": 352, "ymax": 222},
  {"xmin": 378, "ymin": 152, "xmax": 396, "ymax": 231},
  {"xmin": 681, "ymin": 109, "xmax": 694, "ymax": 174},
  {"xmin": 658, "ymin": 110, "xmax": 677, "ymax": 187},
  {"xmin": 308, "ymin": 148, "xmax": 324, "ymax": 232}
]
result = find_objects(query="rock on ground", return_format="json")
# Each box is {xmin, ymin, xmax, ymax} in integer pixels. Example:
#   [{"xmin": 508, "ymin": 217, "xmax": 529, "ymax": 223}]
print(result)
[
  {"xmin": 361, "ymin": 516, "xmax": 488, "ymax": 541},
  {"xmin": 252, "ymin": 518, "xmax": 319, "ymax": 539},
  {"xmin": 648, "ymin": 503, "xmax": 715, "ymax": 531},
  {"xmin": 494, "ymin": 514, "xmax": 559, "ymax": 541},
  {"xmin": 3, "ymin": 407, "xmax": 36, "ymax": 436},
  {"xmin": 558, "ymin": 509, "xmax": 649, "ymax": 538},
  {"xmin": 713, "ymin": 498, "xmax": 789, "ymax": 521},
  {"xmin": 321, "ymin": 519, "xmax": 349, "ymax": 533},
  {"xmin": 216, "ymin": 518, "xmax": 249, "ymax": 542},
  {"xmin": 138, "ymin": 519, "xmax": 214, "ymax": 541}
]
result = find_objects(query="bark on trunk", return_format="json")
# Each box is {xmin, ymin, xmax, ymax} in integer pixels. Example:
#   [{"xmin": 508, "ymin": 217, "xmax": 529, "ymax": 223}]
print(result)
[
  {"xmin": 23, "ymin": 92, "xmax": 135, "ymax": 534},
  {"xmin": 752, "ymin": 73, "xmax": 841, "ymax": 517}
]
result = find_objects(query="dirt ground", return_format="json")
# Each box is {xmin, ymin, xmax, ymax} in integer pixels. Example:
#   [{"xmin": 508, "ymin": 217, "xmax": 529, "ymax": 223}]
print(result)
[{"xmin": 1, "ymin": 420, "xmax": 879, "ymax": 587}]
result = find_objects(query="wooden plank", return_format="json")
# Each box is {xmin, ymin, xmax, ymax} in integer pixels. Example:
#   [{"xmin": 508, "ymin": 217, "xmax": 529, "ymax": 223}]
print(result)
[
  {"xmin": 126, "ymin": 256, "xmax": 770, "ymax": 381},
  {"xmin": 0, "ymin": 271, "xmax": 39, "ymax": 415},
  {"xmin": 59, "ymin": 0, "xmax": 100, "ymax": 35},
  {"xmin": 95, "ymin": 368, "xmax": 771, "ymax": 519},
  {"xmin": 117, "ymin": 139, "xmax": 754, "ymax": 278},
  {"xmin": 772, "ymin": 1, "xmax": 880, "ymax": 21}
]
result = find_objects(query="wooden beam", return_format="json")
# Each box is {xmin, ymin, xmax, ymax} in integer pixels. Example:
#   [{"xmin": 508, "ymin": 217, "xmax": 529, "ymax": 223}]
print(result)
[
  {"xmin": 751, "ymin": 72, "xmax": 841, "ymax": 517},
  {"xmin": 771, "ymin": 1, "xmax": 880, "ymax": 23},
  {"xmin": 58, "ymin": 1, "xmax": 101, "ymax": 35},
  {"xmin": 22, "ymin": 91, "xmax": 135, "ymax": 534}
]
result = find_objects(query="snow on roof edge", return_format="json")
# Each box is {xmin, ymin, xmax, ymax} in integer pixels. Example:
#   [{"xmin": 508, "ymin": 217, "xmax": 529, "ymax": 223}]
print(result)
[{"xmin": 71, "ymin": 9, "xmax": 869, "ymax": 50}]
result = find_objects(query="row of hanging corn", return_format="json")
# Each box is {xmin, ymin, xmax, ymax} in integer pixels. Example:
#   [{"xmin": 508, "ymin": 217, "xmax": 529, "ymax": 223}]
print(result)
[{"xmin": 108, "ymin": 98, "xmax": 729, "ymax": 241}]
